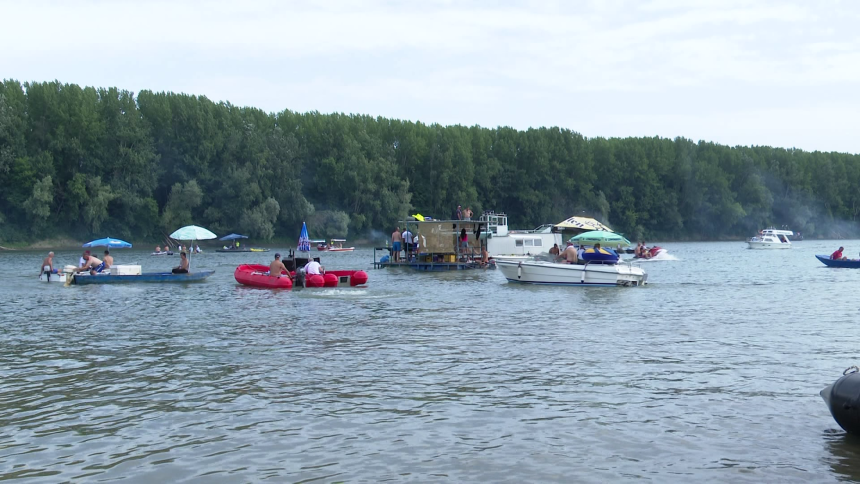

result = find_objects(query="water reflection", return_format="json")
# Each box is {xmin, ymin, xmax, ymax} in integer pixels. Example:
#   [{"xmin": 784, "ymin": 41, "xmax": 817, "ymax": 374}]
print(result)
[{"xmin": 823, "ymin": 431, "xmax": 860, "ymax": 481}]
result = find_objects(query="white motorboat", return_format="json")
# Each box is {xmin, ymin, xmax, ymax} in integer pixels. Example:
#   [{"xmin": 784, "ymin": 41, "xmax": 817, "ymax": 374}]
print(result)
[
  {"xmin": 747, "ymin": 228, "xmax": 792, "ymax": 249},
  {"xmin": 496, "ymin": 260, "xmax": 646, "ymax": 287}
]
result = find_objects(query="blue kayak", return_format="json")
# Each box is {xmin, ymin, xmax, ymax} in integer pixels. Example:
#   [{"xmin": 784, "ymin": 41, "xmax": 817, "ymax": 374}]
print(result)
[
  {"xmin": 72, "ymin": 270, "xmax": 215, "ymax": 285},
  {"xmin": 815, "ymin": 255, "xmax": 860, "ymax": 268}
]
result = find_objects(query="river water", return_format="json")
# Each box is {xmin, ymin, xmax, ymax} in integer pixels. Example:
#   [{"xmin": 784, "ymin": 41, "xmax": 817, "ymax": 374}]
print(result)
[{"xmin": 2, "ymin": 241, "xmax": 860, "ymax": 482}]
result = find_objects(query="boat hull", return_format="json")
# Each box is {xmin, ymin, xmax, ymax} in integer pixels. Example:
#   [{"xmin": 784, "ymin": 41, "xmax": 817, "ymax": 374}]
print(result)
[
  {"xmin": 326, "ymin": 247, "xmax": 355, "ymax": 252},
  {"xmin": 816, "ymin": 255, "xmax": 860, "ymax": 268},
  {"xmin": 216, "ymin": 248, "xmax": 270, "ymax": 253},
  {"xmin": 747, "ymin": 241, "xmax": 791, "ymax": 249},
  {"xmin": 72, "ymin": 271, "xmax": 214, "ymax": 284},
  {"xmin": 234, "ymin": 264, "xmax": 293, "ymax": 289},
  {"xmin": 496, "ymin": 260, "xmax": 646, "ymax": 287}
]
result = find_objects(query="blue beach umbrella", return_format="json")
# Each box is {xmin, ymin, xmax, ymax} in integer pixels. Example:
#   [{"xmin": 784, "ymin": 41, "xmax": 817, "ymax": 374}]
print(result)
[
  {"xmin": 298, "ymin": 222, "xmax": 311, "ymax": 252},
  {"xmin": 219, "ymin": 233, "xmax": 249, "ymax": 241},
  {"xmin": 82, "ymin": 237, "xmax": 132, "ymax": 248}
]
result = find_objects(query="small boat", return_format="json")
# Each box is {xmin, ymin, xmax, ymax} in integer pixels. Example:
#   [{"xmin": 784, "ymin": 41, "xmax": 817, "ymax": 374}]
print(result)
[
  {"xmin": 747, "ymin": 228, "xmax": 792, "ymax": 249},
  {"xmin": 151, "ymin": 251, "xmax": 174, "ymax": 256},
  {"xmin": 71, "ymin": 270, "xmax": 214, "ymax": 285},
  {"xmin": 815, "ymin": 255, "xmax": 860, "ymax": 268},
  {"xmin": 496, "ymin": 259, "xmax": 646, "ymax": 287},
  {"xmin": 821, "ymin": 366, "xmax": 860, "ymax": 434},
  {"xmin": 234, "ymin": 263, "xmax": 368, "ymax": 289},
  {"xmin": 317, "ymin": 239, "xmax": 354, "ymax": 252},
  {"xmin": 234, "ymin": 264, "xmax": 293, "ymax": 289},
  {"xmin": 633, "ymin": 246, "xmax": 666, "ymax": 259}
]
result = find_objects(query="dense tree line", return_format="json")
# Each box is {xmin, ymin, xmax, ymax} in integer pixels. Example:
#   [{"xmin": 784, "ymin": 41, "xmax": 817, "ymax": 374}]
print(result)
[{"xmin": 2, "ymin": 79, "xmax": 859, "ymax": 243}]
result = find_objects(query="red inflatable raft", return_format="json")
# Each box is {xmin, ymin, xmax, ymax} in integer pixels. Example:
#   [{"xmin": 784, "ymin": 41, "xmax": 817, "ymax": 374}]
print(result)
[{"xmin": 234, "ymin": 264, "xmax": 294, "ymax": 289}]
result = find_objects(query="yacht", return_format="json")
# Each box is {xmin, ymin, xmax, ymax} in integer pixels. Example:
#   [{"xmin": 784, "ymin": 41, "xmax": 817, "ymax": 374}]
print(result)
[
  {"xmin": 747, "ymin": 228, "xmax": 792, "ymax": 249},
  {"xmin": 481, "ymin": 211, "xmax": 562, "ymax": 258}
]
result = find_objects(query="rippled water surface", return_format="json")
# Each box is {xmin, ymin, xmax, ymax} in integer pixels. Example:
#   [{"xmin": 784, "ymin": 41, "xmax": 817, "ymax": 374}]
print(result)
[{"xmin": 4, "ymin": 241, "xmax": 860, "ymax": 482}]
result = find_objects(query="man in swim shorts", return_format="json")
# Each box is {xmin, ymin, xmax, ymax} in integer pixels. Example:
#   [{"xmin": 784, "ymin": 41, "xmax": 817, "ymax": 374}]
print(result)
[
  {"xmin": 40, "ymin": 252, "xmax": 55, "ymax": 279},
  {"xmin": 391, "ymin": 227, "xmax": 402, "ymax": 263},
  {"xmin": 76, "ymin": 254, "xmax": 105, "ymax": 275}
]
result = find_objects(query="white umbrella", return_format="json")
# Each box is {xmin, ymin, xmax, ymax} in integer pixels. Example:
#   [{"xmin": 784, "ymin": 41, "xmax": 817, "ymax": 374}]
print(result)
[
  {"xmin": 169, "ymin": 225, "xmax": 217, "ymax": 264},
  {"xmin": 170, "ymin": 225, "xmax": 217, "ymax": 241}
]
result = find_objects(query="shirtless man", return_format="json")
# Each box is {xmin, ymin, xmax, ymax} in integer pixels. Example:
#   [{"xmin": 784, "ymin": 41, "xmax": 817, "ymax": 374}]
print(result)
[
  {"xmin": 79, "ymin": 250, "xmax": 91, "ymax": 268},
  {"xmin": 391, "ymin": 227, "xmax": 403, "ymax": 263},
  {"xmin": 40, "ymin": 252, "xmax": 55, "ymax": 278},
  {"xmin": 76, "ymin": 254, "xmax": 105, "ymax": 274},
  {"xmin": 269, "ymin": 253, "xmax": 287, "ymax": 277},
  {"xmin": 103, "ymin": 250, "xmax": 114, "ymax": 269},
  {"xmin": 173, "ymin": 252, "xmax": 190, "ymax": 273},
  {"xmin": 560, "ymin": 243, "xmax": 579, "ymax": 264}
]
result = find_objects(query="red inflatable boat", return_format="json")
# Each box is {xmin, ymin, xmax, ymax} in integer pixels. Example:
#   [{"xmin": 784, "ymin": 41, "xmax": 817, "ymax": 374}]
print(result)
[
  {"xmin": 234, "ymin": 264, "xmax": 294, "ymax": 289},
  {"xmin": 234, "ymin": 264, "xmax": 368, "ymax": 289}
]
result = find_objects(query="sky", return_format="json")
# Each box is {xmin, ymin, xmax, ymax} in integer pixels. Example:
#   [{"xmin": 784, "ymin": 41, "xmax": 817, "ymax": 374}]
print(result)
[{"xmin": 3, "ymin": 0, "xmax": 860, "ymax": 153}]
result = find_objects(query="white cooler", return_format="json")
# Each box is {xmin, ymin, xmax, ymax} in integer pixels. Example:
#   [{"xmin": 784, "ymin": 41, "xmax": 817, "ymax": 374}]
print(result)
[{"xmin": 110, "ymin": 265, "xmax": 142, "ymax": 275}]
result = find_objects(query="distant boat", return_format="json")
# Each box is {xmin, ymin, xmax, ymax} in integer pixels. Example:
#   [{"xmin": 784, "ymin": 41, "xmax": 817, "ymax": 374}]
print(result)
[
  {"xmin": 747, "ymin": 228, "xmax": 792, "ymax": 249},
  {"xmin": 317, "ymin": 238, "xmax": 355, "ymax": 252}
]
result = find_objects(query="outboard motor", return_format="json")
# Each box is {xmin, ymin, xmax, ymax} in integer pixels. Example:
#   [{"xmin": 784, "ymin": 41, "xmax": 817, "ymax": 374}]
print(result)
[
  {"xmin": 294, "ymin": 268, "xmax": 306, "ymax": 288},
  {"xmin": 821, "ymin": 366, "xmax": 860, "ymax": 434}
]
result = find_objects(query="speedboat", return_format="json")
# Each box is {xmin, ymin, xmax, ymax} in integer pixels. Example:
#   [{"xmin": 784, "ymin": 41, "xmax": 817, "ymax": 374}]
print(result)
[
  {"xmin": 747, "ymin": 228, "xmax": 792, "ymax": 249},
  {"xmin": 318, "ymin": 238, "xmax": 355, "ymax": 252},
  {"xmin": 496, "ymin": 259, "xmax": 646, "ymax": 287}
]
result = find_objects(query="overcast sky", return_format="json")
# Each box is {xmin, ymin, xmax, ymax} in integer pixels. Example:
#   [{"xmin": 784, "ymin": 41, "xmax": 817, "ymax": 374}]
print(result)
[{"xmin": 3, "ymin": 0, "xmax": 860, "ymax": 153}]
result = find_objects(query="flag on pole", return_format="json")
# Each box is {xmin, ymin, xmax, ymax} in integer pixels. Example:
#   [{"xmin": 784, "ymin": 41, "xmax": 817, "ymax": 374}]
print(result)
[{"xmin": 298, "ymin": 222, "xmax": 311, "ymax": 252}]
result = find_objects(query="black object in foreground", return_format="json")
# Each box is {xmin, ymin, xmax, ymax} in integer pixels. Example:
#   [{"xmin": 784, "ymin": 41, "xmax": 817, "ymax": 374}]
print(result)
[{"xmin": 822, "ymin": 367, "xmax": 860, "ymax": 434}]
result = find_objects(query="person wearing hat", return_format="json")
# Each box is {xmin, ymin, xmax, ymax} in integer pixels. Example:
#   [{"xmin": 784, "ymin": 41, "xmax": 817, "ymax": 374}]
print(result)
[
  {"xmin": 269, "ymin": 253, "xmax": 288, "ymax": 277},
  {"xmin": 560, "ymin": 242, "xmax": 578, "ymax": 264}
]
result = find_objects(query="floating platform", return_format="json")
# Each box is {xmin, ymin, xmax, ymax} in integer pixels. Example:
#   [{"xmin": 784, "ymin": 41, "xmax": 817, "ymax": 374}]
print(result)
[{"xmin": 374, "ymin": 260, "xmax": 494, "ymax": 271}]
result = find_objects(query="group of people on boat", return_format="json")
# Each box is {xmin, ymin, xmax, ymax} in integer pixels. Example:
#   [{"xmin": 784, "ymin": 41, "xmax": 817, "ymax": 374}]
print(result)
[
  {"xmin": 39, "ymin": 249, "xmax": 189, "ymax": 278},
  {"xmin": 154, "ymin": 244, "xmax": 199, "ymax": 254},
  {"xmin": 267, "ymin": 253, "xmax": 324, "ymax": 278},
  {"xmin": 634, "ymin": 242, "xmax": 655, "ymax": 259},
  {"xmin": 390, "ymin": 226, "xmax": 421, "ymax": 263},
  {"xmin": 453, "ymin": 205, "xmax": 474, "ymax": 221}
]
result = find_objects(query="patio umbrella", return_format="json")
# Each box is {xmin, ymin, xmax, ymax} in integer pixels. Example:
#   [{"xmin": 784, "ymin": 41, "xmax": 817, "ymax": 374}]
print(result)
[
  {"xmin": 555, "ymin": 216, "xmax": 613, "ymax": 232},
  {"xmin": 570, "ymin": 230, "xmax": 631, "ymax": 246},
  {"xmin": 298, "ymin": 222, "xmax": 311, "ymax": 253},
  {"xmin": 219, "ymin": 233, "xmax": 249, "ymax": 241},
  {"xmin": 170, "ymin": 225, "xmax": 217, "ymax": 241},
  {"xmin": 82, "ymin": 237, "xmax": 132, "ymax": 248}
]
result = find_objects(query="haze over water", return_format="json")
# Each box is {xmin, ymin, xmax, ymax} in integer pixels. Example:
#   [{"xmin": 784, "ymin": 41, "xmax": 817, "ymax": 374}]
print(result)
[{"xmin": 3, "ymin": 241, "xmax": 860, "ymax": 482}]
